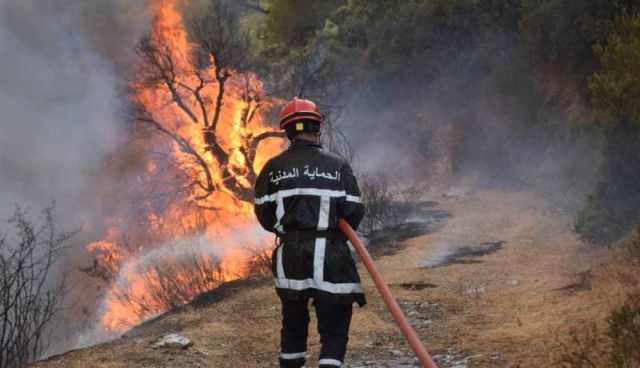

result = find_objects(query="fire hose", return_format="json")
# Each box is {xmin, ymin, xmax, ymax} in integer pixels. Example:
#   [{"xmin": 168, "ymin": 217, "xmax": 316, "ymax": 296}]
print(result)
[{"xmin": 338, "ymin": 219, "xmax": 439, "ymax": 368}]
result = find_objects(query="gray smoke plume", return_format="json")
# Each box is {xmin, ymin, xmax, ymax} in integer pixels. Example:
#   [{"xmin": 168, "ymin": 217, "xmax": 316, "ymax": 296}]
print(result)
[
  {"xmin": 0, "ymin": 0, "xmax": 148, "ymax": 223},
  {"xmin": 0, "ymin": 0, "xmax": 150, "ymax": 358}
]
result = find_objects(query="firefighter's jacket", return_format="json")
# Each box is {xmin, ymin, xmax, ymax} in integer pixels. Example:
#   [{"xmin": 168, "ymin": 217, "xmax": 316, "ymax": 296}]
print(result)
[{"xmin": 254, "ymin": 139, "xmax": 366, "ymax": 306}]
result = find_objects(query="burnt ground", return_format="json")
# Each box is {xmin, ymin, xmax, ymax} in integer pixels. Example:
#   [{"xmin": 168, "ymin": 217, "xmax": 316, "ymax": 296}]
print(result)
[
  {"xmin": 35, "ymin": 191, "xmax": 615, "ymax": 368},
  {"xmin": 420, "ymin": 241, "xmax": 505, "ymax": 269},
  {"xmin": 366, "ymin": 201, "xmax": 450, "ymax": 258}
]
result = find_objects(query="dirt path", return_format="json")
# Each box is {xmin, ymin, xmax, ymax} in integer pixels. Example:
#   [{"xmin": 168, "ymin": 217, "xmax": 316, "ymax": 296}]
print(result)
[{"xmin": 36, "ymin": 190, "xmax": 608, "ymax": 368}]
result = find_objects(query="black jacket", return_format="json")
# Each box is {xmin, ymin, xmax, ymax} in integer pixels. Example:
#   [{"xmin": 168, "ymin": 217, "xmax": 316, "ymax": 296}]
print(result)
[{"xmin": 254, "ymin": 139, "xmax": 366, "ymax": 306}]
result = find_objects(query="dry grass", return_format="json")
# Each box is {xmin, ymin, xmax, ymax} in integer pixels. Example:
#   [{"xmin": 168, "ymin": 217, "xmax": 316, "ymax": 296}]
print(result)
[
  {"xmin": 376, "ymin": 190, "xmax": 617, "ymax": 366},
  {"xmin": 592, "ymin": 229, "xmax": 640, "ymax": 302},
  {"xmin": 36, "ymin": 279, "xmax": 396, "ymax": 368},
  {"xmin": 34, "ymin": 190, "xmax": 640, "ymax": 368},
  {"xmin": 553, "ymin": 230, "xmax": 640, "ymax": 368}
]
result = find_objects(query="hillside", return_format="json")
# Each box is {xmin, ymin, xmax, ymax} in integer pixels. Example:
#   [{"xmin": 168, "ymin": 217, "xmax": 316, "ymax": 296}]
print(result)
[{"xmin": 34, "ymin": 190, "xmax": 615, "ymax": 368}]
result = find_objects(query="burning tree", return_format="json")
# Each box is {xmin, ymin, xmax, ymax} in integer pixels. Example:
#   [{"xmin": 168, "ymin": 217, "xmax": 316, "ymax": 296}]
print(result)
[
  {"xmin": 84, "ymin": 0, "xmax": 285, "ymax": 332},
  {"xmin": 131, "ymin": 0, "xmax": 284, "ymax": 207}
]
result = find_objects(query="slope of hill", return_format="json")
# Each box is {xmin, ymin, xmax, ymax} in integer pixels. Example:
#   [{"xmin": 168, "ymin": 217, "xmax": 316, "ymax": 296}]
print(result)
[{"xmin": 35, "ymin": 190, "xmax": 615, "ymax": 368}]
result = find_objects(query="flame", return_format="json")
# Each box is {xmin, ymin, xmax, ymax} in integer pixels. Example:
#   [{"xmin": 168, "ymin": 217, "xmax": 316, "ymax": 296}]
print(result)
[{"xmin": 87, "ymin": 0, "xmax": 282, "ymax": 332}]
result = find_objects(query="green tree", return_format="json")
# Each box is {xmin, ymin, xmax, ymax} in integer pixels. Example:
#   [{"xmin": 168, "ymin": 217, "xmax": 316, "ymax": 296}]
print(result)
[
  {"xmin": 265, "ymin": 0, "xmax": 343, "ymax": 47},
  {"xmin": 590, "ymin": 16, "xmax": 640, "ymax": 125},
  {"xmin": 576, "ymin": 15, "xmax": 640, "ymax": 243}
]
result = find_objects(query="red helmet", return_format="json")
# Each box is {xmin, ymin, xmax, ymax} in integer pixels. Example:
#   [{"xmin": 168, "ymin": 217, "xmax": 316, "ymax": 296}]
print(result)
[{"xmin": 279, "ymin": 97, "xmax": 323, "ymax": 130}]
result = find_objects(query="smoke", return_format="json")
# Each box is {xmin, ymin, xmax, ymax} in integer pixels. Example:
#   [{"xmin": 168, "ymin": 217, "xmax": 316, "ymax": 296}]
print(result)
[
  {"xmin": 0, "ymin": 0, "xmax": 148, "ymax": 224},
  {"xmin": 336, "ymin": 22, "xmax": 600, "ymax": 213},
  {"xmin": 0, "ymin": 0, "xmax": 151, "ymax": 358}
]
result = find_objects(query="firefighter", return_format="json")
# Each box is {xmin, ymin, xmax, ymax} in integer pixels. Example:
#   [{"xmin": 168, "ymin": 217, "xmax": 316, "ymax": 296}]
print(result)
[{"xmin": 254, "ymin": 98, "xmax": 365, "ymax": 368}]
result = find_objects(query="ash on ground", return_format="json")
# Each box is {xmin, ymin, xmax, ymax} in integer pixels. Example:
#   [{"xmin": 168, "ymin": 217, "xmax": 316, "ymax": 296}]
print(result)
[
  {"xmin": 365, "ymin": 201, "xmax": 450, "ymax": 258},
  {"xmin": 420, "ymin": 241, "xmax": 505, "ymax": 269}
]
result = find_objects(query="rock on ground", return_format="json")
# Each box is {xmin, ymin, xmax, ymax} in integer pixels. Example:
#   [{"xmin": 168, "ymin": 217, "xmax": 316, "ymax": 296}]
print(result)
[{"xmin": 151, "ymin": 333, "xmax": 193, "ymax": 349}]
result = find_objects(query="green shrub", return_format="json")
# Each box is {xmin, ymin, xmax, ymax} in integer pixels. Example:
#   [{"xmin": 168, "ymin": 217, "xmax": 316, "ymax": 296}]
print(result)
[
  {"xmin": 576, "ymin": 15, "xmax": 640, "ymax": 244},
  {"xmin": 607, "ymin": 293, "xmax": 640, "ymax": 367}
]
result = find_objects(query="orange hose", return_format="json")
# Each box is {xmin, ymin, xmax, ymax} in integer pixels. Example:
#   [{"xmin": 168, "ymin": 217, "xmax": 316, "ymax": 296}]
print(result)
[{"xmin": 338, "ymin": 219, "xmax": 439, "ymax": 368}]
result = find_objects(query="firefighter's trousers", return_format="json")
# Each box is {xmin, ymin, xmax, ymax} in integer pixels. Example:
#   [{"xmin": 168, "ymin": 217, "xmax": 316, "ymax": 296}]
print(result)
[{"xmin": 279, "ymin": 297, "xmax": 353, "ymax": 368}]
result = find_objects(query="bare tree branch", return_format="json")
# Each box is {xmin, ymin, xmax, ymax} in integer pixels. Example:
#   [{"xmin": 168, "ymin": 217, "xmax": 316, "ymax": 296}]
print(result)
[
  {"xmin": 136, "ymin": 38, "xmax": 200, "ymax": 124},
  {"xmin": 0, "ymin": 205, "xmax": 73, "ymax": 367},
  {"xmin": 134, "ymin": 108, "xmax": 216, "ymax": 195}
]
